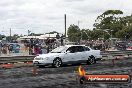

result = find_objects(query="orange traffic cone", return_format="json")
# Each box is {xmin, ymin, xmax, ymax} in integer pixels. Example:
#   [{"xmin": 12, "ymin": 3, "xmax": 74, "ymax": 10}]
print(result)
[{"xmin": 32, "ymin": 65, "xmax": 38, "ymax": 75}]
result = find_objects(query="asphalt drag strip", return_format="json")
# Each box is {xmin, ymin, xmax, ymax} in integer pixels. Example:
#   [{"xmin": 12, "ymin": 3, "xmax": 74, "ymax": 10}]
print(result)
[{"xmin": 0, "ymin": 58, "xmax": 132, "ymax": 88}]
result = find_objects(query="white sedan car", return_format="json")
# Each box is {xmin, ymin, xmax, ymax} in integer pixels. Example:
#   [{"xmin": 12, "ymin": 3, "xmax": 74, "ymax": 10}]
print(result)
[{"xmin": 33, "ymin": 45, "xmax": 102, "ymax": 67}]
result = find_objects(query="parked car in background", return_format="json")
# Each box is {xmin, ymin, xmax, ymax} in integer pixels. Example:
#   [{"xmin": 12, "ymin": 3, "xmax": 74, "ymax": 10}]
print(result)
[
  {"xmin": 33, "ymin": 45, "xmax": 102, "ymax": 68},
  {"xmin": 127, "ymin": 43, "xmax": 132, "ymax": 49},
  {"xmin": 115, "ymin": 41, "xmax": 127, "ymax": 50}
]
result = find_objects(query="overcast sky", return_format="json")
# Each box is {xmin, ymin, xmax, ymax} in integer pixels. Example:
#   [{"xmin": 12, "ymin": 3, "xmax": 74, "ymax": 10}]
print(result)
[{"xmin": 0, "ymin": 0, "xmax": 132, "ymax": 36}]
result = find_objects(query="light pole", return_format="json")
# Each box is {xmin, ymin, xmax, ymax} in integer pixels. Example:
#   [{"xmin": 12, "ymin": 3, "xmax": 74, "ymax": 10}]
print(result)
[
  {"xmin": 28, "ymin": 30, "xmax": 31, "ymax": 36},
  {"xmin": 64, "ymin": 14, "xmax": 66, "ymax": 45}
]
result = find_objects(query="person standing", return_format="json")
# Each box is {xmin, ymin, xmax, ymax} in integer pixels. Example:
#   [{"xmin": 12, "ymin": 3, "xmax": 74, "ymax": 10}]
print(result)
[
  {"xmin": 29, "ymin": 38, "xmax": 34, "ymax": 55},
  {"xmin": 47, "ymin": 45, "xmax": 49, "ymax": 53},
  {"xmin": 61, "ymin": 34, "xmax": 64, "ymax": 46},
  {"xmin": 0, "ymin": 42, "xmax": 2, "ymax": 55}
]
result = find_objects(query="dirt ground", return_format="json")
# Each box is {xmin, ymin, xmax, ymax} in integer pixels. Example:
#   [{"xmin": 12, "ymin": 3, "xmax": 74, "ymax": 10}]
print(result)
[{"xmin": 0, "ymin": 58, "xmax": 132, "ymax": 88}]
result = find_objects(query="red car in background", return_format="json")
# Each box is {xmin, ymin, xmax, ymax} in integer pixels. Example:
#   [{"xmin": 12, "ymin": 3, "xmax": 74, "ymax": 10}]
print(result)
[{"xmin": 127, "ymin": 42, "xmax": 132, "ymax": 49}]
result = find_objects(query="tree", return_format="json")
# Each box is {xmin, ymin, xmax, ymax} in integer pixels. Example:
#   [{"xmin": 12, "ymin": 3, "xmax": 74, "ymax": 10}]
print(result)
[
  {"xmin": 0, "ymin": 34, "xmax": 5, "ymax": 40},
  {"xmin": 12, "ymin": 34, "xmax": 20, "ymax": 40},
  {"xmin": 116, "ymin": 25, "xmax": 132, "ymax": 39},
  {"xmin": 115, "ymin": 15, "xmax": 132, "ymax": 39},
  {"xmin": 81, "ymin": 29, "xmax": 89, "ymax": 40},
  {"xmin": 91, "ymin": 30, "xmax": 106, "ymax": 40},
  {"xmin": 93, "ymin": 10, "xmax": 123, "ymax": 37},
  {"xmin": 67, "ymin": 24, "xmax": 81, "ymax": 42}
]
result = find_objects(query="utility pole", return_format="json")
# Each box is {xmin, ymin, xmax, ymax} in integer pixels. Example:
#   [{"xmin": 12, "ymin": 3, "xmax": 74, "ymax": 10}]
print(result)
[
  {"xmin": 10, "ymin": 28, "xmax": 11, "ymax": 37},
  {"xmin": 78, "ymin": 21, "xmax": 80, "ymax": 27},
  {"xmin": 28, "ymin": 30, "xmax": 30, "ymax": 36},
  {"xmin": 64, "ymin": 14, "xmax": 66, "ymax": 38},
  {"xmin": 10, "ymin": 28, "xmax": 11, "ymax": 42},
  {"xmin": 64, "ymin": 14, "xmax": 67, "ymax": 45}
]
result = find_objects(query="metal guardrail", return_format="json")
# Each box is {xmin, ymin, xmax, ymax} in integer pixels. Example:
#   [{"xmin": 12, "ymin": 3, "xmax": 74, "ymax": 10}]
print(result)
[
  {"xmin": 101, "ymin": 50, "xmax": 132, "ymax": 60},
  {"xmin": 102, "ymin": 50, "xmax": 132, "ymax": 56},
  {"xmin": 0, "ymin": 50, "xmax": 132, "ymax": 64},
  {"xmin": 0, "ymin": 55, "xmax": 36, "ymax": 64}
]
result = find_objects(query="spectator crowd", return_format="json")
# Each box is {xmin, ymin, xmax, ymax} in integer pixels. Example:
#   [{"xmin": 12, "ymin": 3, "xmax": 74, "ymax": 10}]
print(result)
[{"xmin": 0, "ymin": 38, "xmax": 132, "ymax": 56}]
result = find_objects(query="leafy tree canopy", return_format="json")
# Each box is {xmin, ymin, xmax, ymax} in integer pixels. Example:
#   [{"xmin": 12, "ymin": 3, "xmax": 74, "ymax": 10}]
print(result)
[{"xmin": 67, "ymin": 24, "xmax": 81, "ymax": 42}]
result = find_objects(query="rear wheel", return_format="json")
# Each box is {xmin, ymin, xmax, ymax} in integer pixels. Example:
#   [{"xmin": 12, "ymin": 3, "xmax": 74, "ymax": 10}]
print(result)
[
  {"xmin": 52, "ymin": 58, "xmax": 62, "ymax": 68},
  {"xmin": 87, "ymin": 56, "xmax": 96, "ymax": 64}
]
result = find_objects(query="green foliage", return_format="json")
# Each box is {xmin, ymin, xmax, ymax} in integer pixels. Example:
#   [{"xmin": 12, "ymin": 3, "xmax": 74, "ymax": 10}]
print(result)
[
  {"xmin": 103, "ymin": 10, "xmax": 123, "ymax": 15},
  {"xmin": 67, "ymin": 27, "xmax": 110, "ymax": 41},
  {"xmin": 94, "ymin": 10, "xmax": 123, "ymax": 33},
  {"xmin": 67, "ymin": 24, "xmax": 81, "ymax": 42},
  {"xmin": 81, "ymin": 29, "xmax": 90, "ymax": 40},
  {"xmin": 116, "ymin": 25, "xmax": 132, "ymax": 39},
  {"xmin": 90, "ymin": 30, "xmax": 103, "ymax": 40},
  {"xmin": 67, "ymin": 10, "xmax": 132, "ymax": 41},
  {"xmin": 12, "ymin": 34, "xmax": 20, "ymax": 40},
  {"xmin": 93, "ymin": 9, "xmax": 132, "ymax": 39},
  {"xmin": 5, "ymin": 34, "xmax": 20, "ymax": 41},
  {"xmin": 0, "ymin": 34, "xmax": 5, "ymax": 40},
  {"xmin": 116, "ymin": 15, "xmax": 132, "ymax": 39}
]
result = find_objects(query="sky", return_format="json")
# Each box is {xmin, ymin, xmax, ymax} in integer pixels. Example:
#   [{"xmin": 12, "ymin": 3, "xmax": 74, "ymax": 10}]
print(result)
[{"xmin": 0, "ymin": 0, "xmax": 132, "ymax": 36}]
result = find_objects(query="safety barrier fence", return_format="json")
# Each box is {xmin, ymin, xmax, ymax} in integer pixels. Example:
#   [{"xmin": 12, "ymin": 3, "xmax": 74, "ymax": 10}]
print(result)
[
  {"xmin": 101, "ymin": 50, "xmax": 132, "ymax": 60},
  {"xmin": 0, "ymin": 55, "xmax": 35, "ymax": 65}
]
